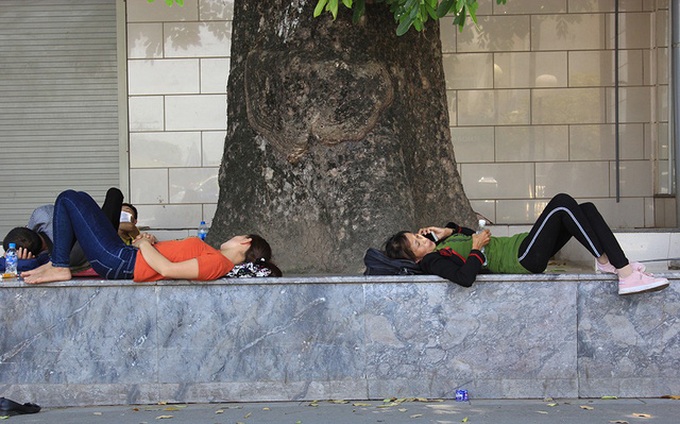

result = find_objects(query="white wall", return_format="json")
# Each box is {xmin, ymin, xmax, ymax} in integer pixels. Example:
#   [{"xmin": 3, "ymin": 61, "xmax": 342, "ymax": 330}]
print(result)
[
  {"xmin": 126, "ymin": 0, "xmax": 233, "ymax": 233},
  {"xmin": 125, "ymin": 0, "xmax": 672, "ymax": 233}
]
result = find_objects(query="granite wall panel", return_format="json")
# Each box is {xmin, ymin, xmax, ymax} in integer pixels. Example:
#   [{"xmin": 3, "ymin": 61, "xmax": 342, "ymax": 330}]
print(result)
[{"xmin": 0, "ymin": 274, "xmax": 676, "ymax": 407}]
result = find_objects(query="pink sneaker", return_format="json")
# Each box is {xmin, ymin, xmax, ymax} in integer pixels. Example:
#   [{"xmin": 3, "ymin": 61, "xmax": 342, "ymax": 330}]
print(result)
[
  {"xmin": 618, "ymin": 270, "xmax": 669, "ymax": 295},
  {"xmin": 596, "ymin": 261, "xmax": 645, "ymax": 274}
]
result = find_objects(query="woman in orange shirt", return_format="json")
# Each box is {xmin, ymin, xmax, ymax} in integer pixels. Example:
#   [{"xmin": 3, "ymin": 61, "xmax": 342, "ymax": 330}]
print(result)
[{"xmin": 22, "ymin": 190, "xmax": 280, "ymax": 284}]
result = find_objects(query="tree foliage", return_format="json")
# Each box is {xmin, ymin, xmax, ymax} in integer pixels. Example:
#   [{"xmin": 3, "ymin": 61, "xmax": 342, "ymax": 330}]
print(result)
[
  {"xmin": 149, "ymin": 0, "xmax": 510, "ymax": 35},
  {"xmin": 147, "ymin": 0, "xmax": 184, "ymax": 6},
  {"xmin": 314, "ymin": 0, "xmax": 507, "ymax": 35}
]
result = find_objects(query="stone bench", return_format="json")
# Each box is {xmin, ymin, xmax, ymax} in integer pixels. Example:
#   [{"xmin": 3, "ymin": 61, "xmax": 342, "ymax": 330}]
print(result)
[{"xmin": 0, "ymin": 273, "xmax": 677, "ymax": 407}]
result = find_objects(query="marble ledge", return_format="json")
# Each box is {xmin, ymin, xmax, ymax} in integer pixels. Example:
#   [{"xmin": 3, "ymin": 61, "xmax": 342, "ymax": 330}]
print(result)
[{"xmin": 0, "ymin": 271, "xmax": 660, "ymax": 289}]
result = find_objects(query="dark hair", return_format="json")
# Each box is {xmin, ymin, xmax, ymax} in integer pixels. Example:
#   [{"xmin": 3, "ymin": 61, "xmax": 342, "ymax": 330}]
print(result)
[
  {"xmin": 245, "ymin": 234, "xmax": 282, "ymax": 277},
  {"xmin": 384, "ymin": 231, "xmax": 416, "ymax": 261},
  {"xmin": 3, "ymin": 227, "xmax": 43, "ymax": 257},
  {"xmin": 122, "ymin": 203, "xmax": 138, "ymax": 220}
]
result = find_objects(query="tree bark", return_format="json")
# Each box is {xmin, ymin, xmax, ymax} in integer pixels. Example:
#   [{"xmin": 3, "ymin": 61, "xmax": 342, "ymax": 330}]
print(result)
[{"xmin": 210, "ymin": 0, "xmax": 477, "ymax": 274}]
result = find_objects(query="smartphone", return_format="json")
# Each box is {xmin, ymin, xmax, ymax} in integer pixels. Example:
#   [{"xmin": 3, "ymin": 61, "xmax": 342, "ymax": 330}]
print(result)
[{"xmin": 423, "ymin": 232, "xmax": 438, "ymax": 242}]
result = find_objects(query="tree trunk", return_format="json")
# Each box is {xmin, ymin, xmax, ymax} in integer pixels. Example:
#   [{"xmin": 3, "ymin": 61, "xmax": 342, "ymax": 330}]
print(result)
[{"xmin": 210, "ymin": 0, "xmax": 477, "ymax": 274}]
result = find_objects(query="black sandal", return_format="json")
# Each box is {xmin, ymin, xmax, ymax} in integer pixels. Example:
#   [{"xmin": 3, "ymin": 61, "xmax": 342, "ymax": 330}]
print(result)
[{"xmin": 0, "ymin": 397, "xmax": 41, "ymax": 416}]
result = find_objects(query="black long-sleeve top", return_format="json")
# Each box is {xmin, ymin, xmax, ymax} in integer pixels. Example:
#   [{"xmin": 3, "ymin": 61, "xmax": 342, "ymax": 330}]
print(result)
[{"xmin": 419, "ymin": 222, "xmax": 486, "ymax": 287}]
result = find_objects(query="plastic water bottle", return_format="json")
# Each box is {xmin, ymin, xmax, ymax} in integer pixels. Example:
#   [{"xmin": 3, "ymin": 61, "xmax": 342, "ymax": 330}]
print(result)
[
  {"xmin": 198, "ymin": 221, "xmax": 209, "ymax": 241},
  {"xmin": 477, "ymin": 219, "xmax": 488, "ymax": 266},
  {"xmin": 5, "ymin": 242, "xmax": 18, "ymax": 278}
]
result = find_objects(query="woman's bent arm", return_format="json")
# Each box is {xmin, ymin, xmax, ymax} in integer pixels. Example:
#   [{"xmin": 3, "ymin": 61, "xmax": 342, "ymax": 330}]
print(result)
[
  {"xmin": 420, "ymin": 250, "xmax": 485, "ymax": 287},
  {"xmin": 134, "ymin": 239, "xmax": 199, "ymax": 279}
]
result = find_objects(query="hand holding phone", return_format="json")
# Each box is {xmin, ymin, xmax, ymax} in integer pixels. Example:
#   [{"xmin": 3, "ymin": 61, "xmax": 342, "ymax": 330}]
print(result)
[{"xmin": 423, "ymin": 232, "xmax": 438, "ymax": 242}]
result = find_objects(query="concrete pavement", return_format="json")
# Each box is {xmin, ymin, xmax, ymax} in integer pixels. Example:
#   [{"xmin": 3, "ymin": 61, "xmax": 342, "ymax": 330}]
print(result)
[{"xmin": 5, "ymin": 398, "xmax": 680, "ymax": 424}]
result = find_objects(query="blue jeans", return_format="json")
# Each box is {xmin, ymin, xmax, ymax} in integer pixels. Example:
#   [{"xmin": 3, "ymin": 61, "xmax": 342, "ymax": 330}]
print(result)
[{"xmin": 52, "ymin": 190, "xmax": 137, "ymax": 279}]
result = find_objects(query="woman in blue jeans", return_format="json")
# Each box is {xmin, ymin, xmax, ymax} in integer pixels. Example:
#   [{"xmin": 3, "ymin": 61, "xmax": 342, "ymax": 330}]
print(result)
[{"xmin": 22, "ymin": 190, "xmax": 280, "ymax": 283}]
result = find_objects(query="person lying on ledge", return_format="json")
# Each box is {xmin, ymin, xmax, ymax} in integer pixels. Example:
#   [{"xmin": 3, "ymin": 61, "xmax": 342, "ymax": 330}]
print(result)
[
  {"xmin": 2, "ymin": 187, "xmax": 128, "ymax": 274},
  {"xmin": 22, "ymin": 190, "xmax": 281, "ymax": 284},
  {"xmin": 384, "ymin": 193, "xmax": 668, "ymax": 296}
]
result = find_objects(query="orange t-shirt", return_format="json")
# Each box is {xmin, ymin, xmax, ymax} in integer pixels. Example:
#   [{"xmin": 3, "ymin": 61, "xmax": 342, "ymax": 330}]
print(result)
[{"xmin": 133, "ymin": 238, "xmax": 234, "ymax": 282}]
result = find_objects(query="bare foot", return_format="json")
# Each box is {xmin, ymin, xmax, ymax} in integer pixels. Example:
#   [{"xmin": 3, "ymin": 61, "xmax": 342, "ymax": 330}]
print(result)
[
  {"xmin": 22, "ymin": 262, "xmax": 72, "ymax": 284},
  {"xmin": 20, "ymin": 262, "xmax": 53, "ymax": 279}
]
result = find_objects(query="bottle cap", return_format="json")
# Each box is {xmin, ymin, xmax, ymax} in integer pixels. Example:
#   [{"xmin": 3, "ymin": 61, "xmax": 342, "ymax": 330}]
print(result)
[
  {"xmin": 8, "ymin": 243, "xmax": 16, "ymax": 249},
  {"xmin": 200, "ymin": 221, "xmax": 206, "ymax": 225}
]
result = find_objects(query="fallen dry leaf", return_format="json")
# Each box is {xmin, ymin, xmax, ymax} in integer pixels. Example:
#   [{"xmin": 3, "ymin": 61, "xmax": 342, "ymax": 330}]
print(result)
[
  {"xmin": 330, "ymin": 400, "xmax": 348, "ymax": 404},
  {"xmin": 547, "ymin": 403, "xmax": 558, "ymax": 407},
  {"xmin": 601, "ymin": 396, "xmax": 618, "ymax": 400},
  {"xmin": 262, "ymin": 407, "xmax": 270, "ymax": 411},
  {"xmin": 93, "ymin": 412, "xmax": 103, "ymax": 416},
  {"xmin": 244, "ymin": 412, "xmax": 252, "ymax": 418},
  {"xmin": 661, "ymin": 395, "xmax": 680, "ymax": 400},
  {"xmin": 461, "ymin": 417, "xmax": 469, "ymax": 423},
  {"xmin": 155, "ymin": 415, "xmax": 173, "ymax": 420},
  {"xmin": 632, "ymin": 413, "xmax": 652, "ymax": 418},
  {"xmin": 536, "ymin": 411, "xmax": 549, "ymax": 415},
  {"xmin": 410, "ymin": 413, "xmax": 423, "ymax": 418},
  {"xmin": 215, "ymin": 409, "xmax": 224, "ymax": 414},
  {"xmin": 398, "ymin": 408, "xmax": 408, "ymax": 412},
  {"xmin": 609, "ymin": 420, "xmax": 629, "ymax": 424},
  {"xmin": 580, "ymin": 405, "xmax": 594, "ymax": 410},
  {"xmin": 353, "ymin": 402, "xmax": 371, "ymax": 407}
]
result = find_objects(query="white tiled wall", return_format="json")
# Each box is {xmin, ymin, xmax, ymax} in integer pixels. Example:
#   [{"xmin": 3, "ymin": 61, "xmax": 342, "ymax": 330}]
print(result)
[
  {"xmin": 125, "ymin": 0, "xmax": 672, "ymax": 232},
  {"xmin": 126, "ymin": 0, "xmax": 231, "ymax": 231},
  {"xmin": 442, "ymin": 0, "xmax": 672, "ymax": 227}
]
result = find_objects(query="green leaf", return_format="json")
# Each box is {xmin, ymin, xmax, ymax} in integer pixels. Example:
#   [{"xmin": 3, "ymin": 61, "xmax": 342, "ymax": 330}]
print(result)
[
  {"xmin": 453, "ymin": 8, "xmax": 466, "ymax": 30},
  {"xmin": 352, "ymin": 0, "xmax": 366, "ymax": 23},
  {"xmin": 314, "ymin": 0, "xmax": 329, "ymax": 17},
  {"xmin": 342, "ymin": 0, "xmax": 353, "ymax": 8},
  {"xmin": 436, "ymin": 0, "xmax": 455, "ymax": 18},
  {"xmin": 408, "ymin": 5, "xmax": 419, "ymax": 19},
  {"xmin": 404, "ymin": 0, "xmax": 418, "ymax": 16},
  {"xmin": 396, "ymin": 15, "xmax": 414, "ymax": 36},
  {"xmin": 466, "ymin": 0, "xmax": 479, "ymax": 17},
  {"xmin": 327, "ymin": 0, "xmax": 339, "ymax": 19},
  {"xmin": 424, "ymin": 2, "xmax": 438, "ymax": 20},
  {"xmin": 465, "ymin": 1, "xmax": 479, "ymax": 28}
]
